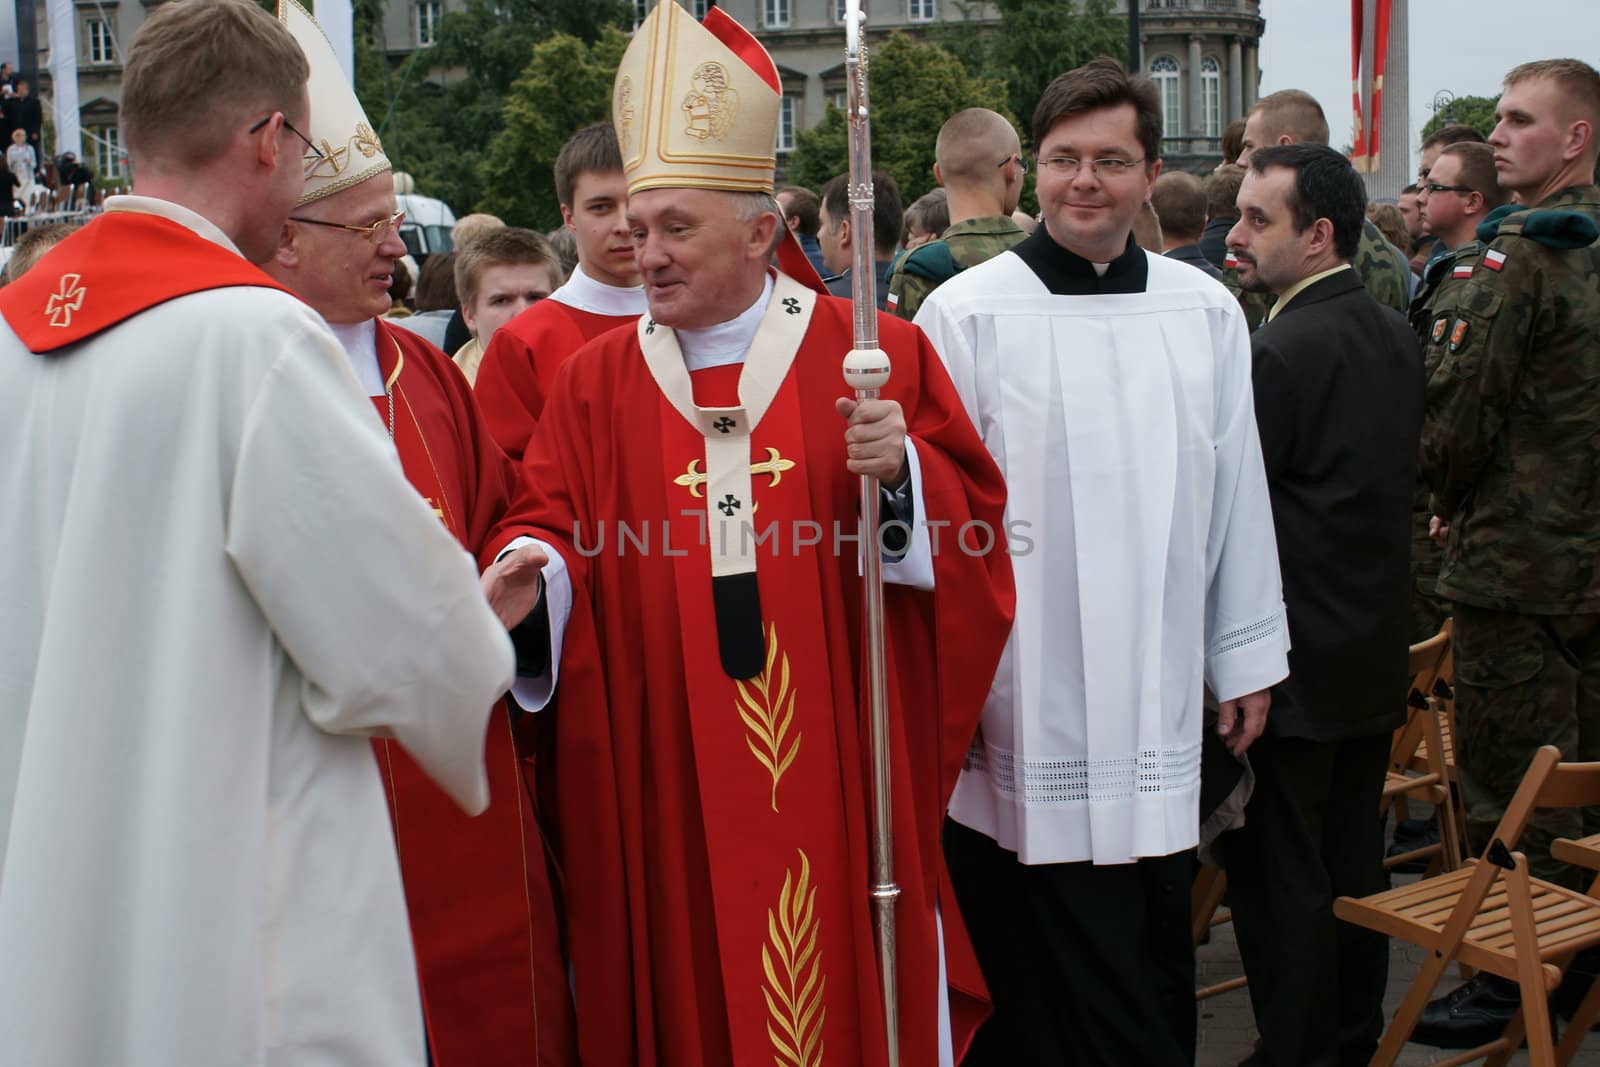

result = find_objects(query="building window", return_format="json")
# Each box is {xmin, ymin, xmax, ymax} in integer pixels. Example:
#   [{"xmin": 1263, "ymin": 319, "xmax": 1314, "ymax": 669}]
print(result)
[
  {"xmin": 415, "ymin": 1, "xmax": 441, "ymax": 47},
  {"xmin": 1201, "ymin": 56, "xmax": 1222, "ymax": 138},
  {"xmin": 830, "ymin": 90, "xmax": 847, "ymax": 112},
  {"xmin": 688, "ymin": 0, "xmax": 710, "ymax": 18},
  {"xmin": 834, "ymin": 0, "xmax": 847, "ymax": 22},
  {"xmin": 907, "ymin": 0, "xmax": 935, "ymax": 20},
  {"xmin": 1149, "ymin": 55, "xmax": 1181, "ymax": 142},
  {"xmin": 764, "ymin": 0, "xmax": 789, "ymax": 28},
  {"xmin": 90, "ymin": 126, "xmax": 123, "ymax": 179},
  {"xmin": 777, "ymin": 96, "xmax": 796, "ymax": 152},
  {"xmin": 86, "ymin": 19, "xmax": 115, "ymax": 65}
]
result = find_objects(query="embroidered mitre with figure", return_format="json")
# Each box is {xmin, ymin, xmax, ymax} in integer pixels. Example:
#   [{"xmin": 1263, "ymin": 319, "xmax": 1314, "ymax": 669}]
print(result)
[
  {"xmin": 279, "ymin": 0, "xmax": 391, "ymax": 204},
  {"xmin": 612, "ymin": 0, "xmax": 782, "ymax": 196}
]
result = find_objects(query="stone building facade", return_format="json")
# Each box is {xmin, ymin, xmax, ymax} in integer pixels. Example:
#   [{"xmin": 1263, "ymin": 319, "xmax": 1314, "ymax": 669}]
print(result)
[{"xmin": 35, "ymin": 0, "xmax": 1265, "ymax": 186}]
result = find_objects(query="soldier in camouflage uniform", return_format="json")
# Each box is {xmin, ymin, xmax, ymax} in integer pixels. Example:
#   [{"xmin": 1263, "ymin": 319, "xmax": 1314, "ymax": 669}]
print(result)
[
  {"xmin": 887, "ymin": 108, "xmax": 1026, "ymax": 321},
  {"xmin": 1412, "ymin": 58, "xmax": 1600, "ymax": 1050},
  {"xmin": 1224, "ymin": 89, "xmax": 1412, "ymax": 327},
  {"xmin": 1406, "ymin": 142, "xmax": 1509, "ymax": 642}
]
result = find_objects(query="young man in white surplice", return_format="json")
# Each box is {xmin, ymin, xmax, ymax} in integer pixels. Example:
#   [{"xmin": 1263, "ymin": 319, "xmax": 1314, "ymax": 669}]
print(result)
[{"xmin": 917, "ymin": 56, "xmax": 1290, "ymax": 1067}]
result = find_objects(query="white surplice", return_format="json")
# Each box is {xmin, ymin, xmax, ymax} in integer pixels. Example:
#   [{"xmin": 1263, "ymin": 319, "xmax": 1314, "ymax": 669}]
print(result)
[
  {"xmin": 0, "ymin": 198, "xmax": 514, "ymax": 1066},
  {"xmin": 918, "ymin": 248, "xmax": 1289, "ymax": 866}
]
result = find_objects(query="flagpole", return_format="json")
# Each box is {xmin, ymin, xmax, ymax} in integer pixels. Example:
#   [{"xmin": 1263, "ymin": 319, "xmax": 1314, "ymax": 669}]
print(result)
[{"xmin": 839, "ymin": 2, "xmax": 899, "ymax": 1063}]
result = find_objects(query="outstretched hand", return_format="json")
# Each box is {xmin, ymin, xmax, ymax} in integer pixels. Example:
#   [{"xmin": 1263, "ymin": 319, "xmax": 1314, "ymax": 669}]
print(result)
[{"xmin": 480, "ymin": 543, "xmax": 549, "ymax": 631}]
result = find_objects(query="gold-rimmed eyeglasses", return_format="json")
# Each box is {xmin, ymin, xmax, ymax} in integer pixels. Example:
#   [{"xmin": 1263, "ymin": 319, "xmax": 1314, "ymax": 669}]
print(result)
[
  {"xmin": 288, "ymin": 209, "xmax": 408, "ymax": 245},
  {"xmin": 1038, "ymin": 156, "xmax": 1147, "ymax": 178}
]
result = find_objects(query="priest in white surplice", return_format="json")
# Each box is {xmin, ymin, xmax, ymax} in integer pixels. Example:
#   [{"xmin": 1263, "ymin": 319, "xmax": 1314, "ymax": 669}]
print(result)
[
  {"xmin": 917, "ymin": 58, "xmax": 1290, "ymax": 1066},
  {"xmin": 0, "ymin": 4, "xmax": 511, "ymax": 1066}
]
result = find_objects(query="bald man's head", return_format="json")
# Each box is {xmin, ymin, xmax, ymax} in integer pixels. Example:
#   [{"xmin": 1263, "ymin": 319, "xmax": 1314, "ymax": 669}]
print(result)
[{"xmin": 934, "ymin": 108, "xmax": 1022, "ymax": 186}]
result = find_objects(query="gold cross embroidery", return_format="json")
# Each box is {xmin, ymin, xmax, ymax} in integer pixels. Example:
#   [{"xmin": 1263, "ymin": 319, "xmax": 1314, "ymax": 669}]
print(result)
[
  {"xmin": 46, "ymin": 273, "xmax": 86, "ymax": 328},
  {"xmin": 425, "ymin": 497, "xmax": 447, "ymax": 525},
  {"xmin": 672, "ymin": 447, "xmax": 796, "ymax": 498}
]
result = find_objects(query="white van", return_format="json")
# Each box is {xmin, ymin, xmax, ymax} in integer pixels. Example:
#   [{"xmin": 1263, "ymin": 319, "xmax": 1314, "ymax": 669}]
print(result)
[{"xmin": 393, "ymin": 172, "xmax": 456, "ymax": 262}]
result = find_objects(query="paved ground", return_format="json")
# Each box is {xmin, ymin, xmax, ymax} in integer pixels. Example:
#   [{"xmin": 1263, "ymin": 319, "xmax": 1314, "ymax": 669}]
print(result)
[{"xmin": 1195, "ymin": 878, "xmax": 1600, "ymax": 1066}]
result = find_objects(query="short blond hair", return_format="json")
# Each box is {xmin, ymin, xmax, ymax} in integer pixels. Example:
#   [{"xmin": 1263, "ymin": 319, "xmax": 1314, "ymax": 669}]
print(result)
[
  {"xmin": 1505, "ymin": 59, "xmax": 1600, "ymax": 127},
  {"xmin": 454, "ymin": 228, "xmax": 562, "ymax": 310},
  {"xmin": 451, "ymin": 213, "xmax": 505, "ymax": 250},
  {"xmin": 1250, "ymin": 89, "xmax": 1330, "ymax": 146},
  {"xmin": 122, "ymin": 0, "xmax": 308, "ymax": 169}
]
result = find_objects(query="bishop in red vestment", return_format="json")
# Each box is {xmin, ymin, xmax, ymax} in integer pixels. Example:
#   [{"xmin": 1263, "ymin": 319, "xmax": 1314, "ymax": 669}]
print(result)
[
  {"xmin": 262, "ymin": 5, "xmax": 575, "ymax": 1063},
  {"xmin": 479, "ymin": 6, "xmax": 1014, "ymax": 1063}
]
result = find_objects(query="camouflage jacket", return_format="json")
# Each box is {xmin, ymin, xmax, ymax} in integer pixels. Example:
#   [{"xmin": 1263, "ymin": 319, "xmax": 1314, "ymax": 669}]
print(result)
[
  {"xmin": 1405, "ymin": 241, "xmax": 1483, "ymax": 587},
  {"xmin": 1223, "ymin": 217, "xmax": 1410, "ymax": 329},
  {"xmin": 888, "ymin": 214, "xmax": 1025, "ymax": 321},
  {"xmin": 1418, "ymin": 184, "xmax": 1600, "ymax": 613}
]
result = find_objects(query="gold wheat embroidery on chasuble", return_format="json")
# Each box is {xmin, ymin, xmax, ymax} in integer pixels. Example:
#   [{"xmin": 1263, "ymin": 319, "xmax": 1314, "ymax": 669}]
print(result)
[
  {"xmin": 763, "ymin": 849, "xmax": 825, "ymax": 1067},
  {"xmin": 736, "ymin": 623, "xmax": 801, "ymax": 813}
]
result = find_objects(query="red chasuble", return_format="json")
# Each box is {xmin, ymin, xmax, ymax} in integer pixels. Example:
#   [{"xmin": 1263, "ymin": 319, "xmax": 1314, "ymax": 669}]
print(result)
[
  {"xmin": 474, "ymin": 298, "xmax": 639, "ymax": 462},
  {"xmin": 483, "ymin": 285, "xmax": 1015, "ymax": 1066},
  {"xmin": 369, "ymin": 320, "xmax": 576, "ymax": 1067},
  {"xmin": 0, "ymin": 210, "xmax": 287, "ymax": 351}
]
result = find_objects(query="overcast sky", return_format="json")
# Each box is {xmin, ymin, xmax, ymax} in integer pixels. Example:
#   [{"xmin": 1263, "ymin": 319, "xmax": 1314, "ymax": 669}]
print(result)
[{"xmin": 1257, "ymin": 0, "xmax": 1596, "ymax": 172}]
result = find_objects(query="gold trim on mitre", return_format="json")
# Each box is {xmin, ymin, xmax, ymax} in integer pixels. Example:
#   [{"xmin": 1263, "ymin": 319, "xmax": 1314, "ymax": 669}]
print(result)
[
  {"xmin": 279, "ymin": 0, "xmax": 392, "ymax": 205},
  {"xmin": 613, "ymin": 1, "xmax": 780, "ymax": 196}
]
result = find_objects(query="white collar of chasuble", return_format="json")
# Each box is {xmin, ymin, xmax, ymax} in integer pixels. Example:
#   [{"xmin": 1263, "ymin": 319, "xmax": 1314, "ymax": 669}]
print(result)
[
  {"xmin": 551, "ymin": 262, "xmax": 649, "ymax": 318},
  {"xmin": 636, "ymin": 270, "xmax": 815, "ymax": 679},
  {"xmin": 104, "ymin": 195, "xmax": 242, "ymax": 256}
]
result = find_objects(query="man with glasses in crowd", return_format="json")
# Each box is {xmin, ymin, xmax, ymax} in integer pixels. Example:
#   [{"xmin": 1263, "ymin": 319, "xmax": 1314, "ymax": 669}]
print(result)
[
  {"xmin": 261, "ymin": 3, "xmax": 576, "ymax": 1063},
  {"xmin": 886, "ymin": 107, "xmax": 1027, "ymax": 319},
  {"xmin": 0, "ymin": 0, "xmax": 515, "ymax": 1062},
  {"xmin": 918, "ymin": 56, "xmax": 1289, "ymax": 1066},
  {"xmin": 1404, "ymin": 143, "xmax": 1507, "ymax": 644}
]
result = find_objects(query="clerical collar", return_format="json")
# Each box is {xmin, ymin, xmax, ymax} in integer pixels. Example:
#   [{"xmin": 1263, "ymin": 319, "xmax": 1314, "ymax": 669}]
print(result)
[
  {"xmin": 104, "ymin": 194, "xmax": 242, "ymax": 256},
  {"xmin": 552, "ymin": 261, "xmax": 648, "ymax": 317},
  {"xmin": 1011, "ymin": 225, "xmax": 1149, "ymax": 295},
  {"xmin": 676, "ymin": 274, "xmax": 775, "ymax": 372},
  {"xmin": 327, "ymin": 318, "xmax": 384, "ymax": 396}
]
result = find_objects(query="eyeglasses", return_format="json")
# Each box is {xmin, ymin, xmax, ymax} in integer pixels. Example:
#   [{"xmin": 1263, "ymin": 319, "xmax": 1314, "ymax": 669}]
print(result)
[
  {"xmin": 1422, "ymin": 182, "xmax": 1474, "ymax": 196},
  {"xmin": 288, "ymin": 209, "xmax": 407, "ymax": 245},
  {"xmin": 997, "ymin": 153, "xmax": 1032, "ymax": 174},
  {"xmin": 248, "ymin": 112, "xmax": 325, "ymax": 164},
  {"xmin": 1038, "ymin": 156, "xmax": 1147, "ymax": 178}
]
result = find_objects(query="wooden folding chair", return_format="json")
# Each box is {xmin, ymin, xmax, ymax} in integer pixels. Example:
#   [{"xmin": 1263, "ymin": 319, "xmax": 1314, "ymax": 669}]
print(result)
[
  {"xmin": 1383, "ymin": 624, "xmax": 1465, "ymax": 874},
  {"xmin": 1335, "ymin": 745, "xmax": 1600, "ymax": 1066},
  {"xmin": 1191, "ymin": 862, "xmax": 1246, "ymax": 1000}
]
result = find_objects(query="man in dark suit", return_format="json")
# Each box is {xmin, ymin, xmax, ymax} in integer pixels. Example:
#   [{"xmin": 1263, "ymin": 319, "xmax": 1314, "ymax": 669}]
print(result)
[{"xmin": 1220, "ymin": 143, "xmax": 1423, "ymax": 1067}]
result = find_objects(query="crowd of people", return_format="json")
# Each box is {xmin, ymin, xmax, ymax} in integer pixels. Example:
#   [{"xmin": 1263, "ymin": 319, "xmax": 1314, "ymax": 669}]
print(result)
[{"xmin": 1, "ymin": 0, "xmax": 1597, "ymax": 1065}]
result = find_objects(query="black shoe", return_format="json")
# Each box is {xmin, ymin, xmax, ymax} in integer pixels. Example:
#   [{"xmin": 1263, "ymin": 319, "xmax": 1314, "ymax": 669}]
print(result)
[{"xmin": 1410, "ymin": 975, "xmax": 1522, "ymax": 1049}]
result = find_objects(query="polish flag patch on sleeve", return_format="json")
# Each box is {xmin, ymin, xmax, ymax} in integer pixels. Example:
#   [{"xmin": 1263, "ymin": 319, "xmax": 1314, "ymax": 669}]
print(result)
[
  {"xmin": 885, "ymin": 291, "xmax": 899, "ymax": 311},
  {"xmin": 1224, "ymin": 251, "xmax": 1240, "ymax": 269},
  {"xmin": 1482, "ymin": 249, "xmax": 1508, "ymax": 272},
  {"xmin": 1453, "ymin": 263, "xmax": 1474, "ymax": 279}
]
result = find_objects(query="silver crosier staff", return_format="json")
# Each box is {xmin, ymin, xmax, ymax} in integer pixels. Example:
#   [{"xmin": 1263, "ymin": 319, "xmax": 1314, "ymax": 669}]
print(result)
[{"xmin": 837, "ymin": 2, "xmax": 900, "ymax": 1063}]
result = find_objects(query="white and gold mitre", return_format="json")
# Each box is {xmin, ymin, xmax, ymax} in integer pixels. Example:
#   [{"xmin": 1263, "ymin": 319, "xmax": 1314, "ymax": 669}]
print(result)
[
  {"xmin": 279, "ymin": 0, "xmax": 390, "ymax": 205},
  {"xmin": 612, "ymin": 1, "xmax": 781, "ymax": 196}
]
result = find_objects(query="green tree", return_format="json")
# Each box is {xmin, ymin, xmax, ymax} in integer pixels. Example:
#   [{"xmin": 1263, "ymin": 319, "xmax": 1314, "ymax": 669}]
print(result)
[
  {"xmin": 787, "ymin": 32, "xmax": 1015, "ymax": 204},
  {"xmin": 931, "ymin": 0, "xmax": 1125, "ymax": 139},
  {"xmin": 1421, "ymin": 94, "xmax": 1499, "ymax": 141},
  {"xmin": 475, "ymin": 27, "xmax": 629, "ymax": 229},
  {"xmin": 354, "ymin": 0, "xmax": 629, "ymax": 213}
]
